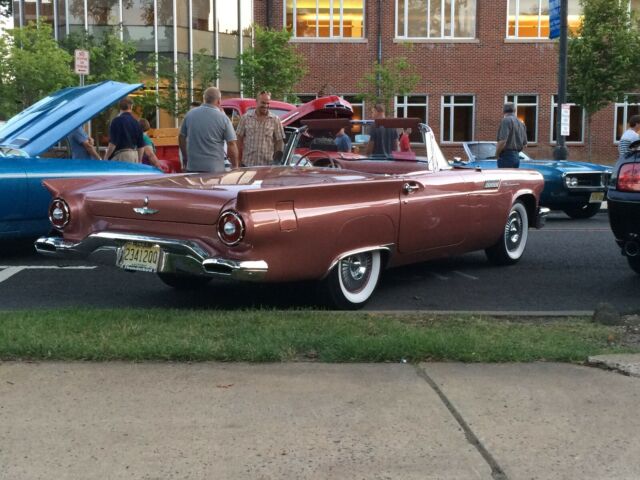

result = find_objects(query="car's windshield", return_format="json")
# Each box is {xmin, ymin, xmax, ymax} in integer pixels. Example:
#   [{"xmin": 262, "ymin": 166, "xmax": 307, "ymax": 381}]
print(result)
[
  {"xmin": 468, "ymin": 143, "xmax": 497, "ymax": 160},
  {"xmin": 246, "ymin": 107, "xmax": 293, "ymax": 117},
  {"xmin": 0, "ymin": 146, "xmax": 29, "ymax": 158}
]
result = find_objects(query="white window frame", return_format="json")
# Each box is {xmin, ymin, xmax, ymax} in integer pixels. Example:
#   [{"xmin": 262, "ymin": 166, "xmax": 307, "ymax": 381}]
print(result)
[
  {"xmin": 505, "ymin": 94, "xmax": 538, "ymax": 144},
  {"xmin": 614, "ymin": 94, "xmax": 640, "ymax": 143},
  {"xmin": 395, "ymin": 95, "xmax": 429, "ymax": 142},
  {"xmin": 550, "ymin": 95, "xmax": 586, "ymax": 145},
  {"xmin": 285, "ymin": 0, "xmax": 365, "ymax": 39},
  {"xmin": 395, "ymin": 0, "xmax": 476, "ymax": 39},
  {"xmin": 440, "ymin": 94, "xmax": 475, "ymax": 144}
]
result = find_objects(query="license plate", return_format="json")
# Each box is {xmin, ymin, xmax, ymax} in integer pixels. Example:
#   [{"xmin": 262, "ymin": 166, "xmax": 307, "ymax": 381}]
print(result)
[
  {"xmin": 589, "ymin": 192, "xmax": 605, "ymax": 203},
  {"xmin": 117, "ymin": 242, "xmax": 161, "ymax": 272}
]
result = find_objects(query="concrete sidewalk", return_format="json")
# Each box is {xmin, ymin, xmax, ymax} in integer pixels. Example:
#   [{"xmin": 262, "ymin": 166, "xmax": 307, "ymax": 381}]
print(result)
[{"xmin": 1, "ymin": 361, "xmax": 639, "ymax": 480}]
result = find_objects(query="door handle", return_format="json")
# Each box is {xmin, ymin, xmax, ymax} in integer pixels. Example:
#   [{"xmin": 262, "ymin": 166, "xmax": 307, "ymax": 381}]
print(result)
[{"xmin": 403, "ymin": 183, "xmax": 419, "ymax": 194}]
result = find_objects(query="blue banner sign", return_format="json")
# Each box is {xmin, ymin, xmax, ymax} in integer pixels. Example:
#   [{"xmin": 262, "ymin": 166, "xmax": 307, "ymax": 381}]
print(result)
[{"xmin": 549, "ymin": 0, "xmax": 561, "ymax": 39}]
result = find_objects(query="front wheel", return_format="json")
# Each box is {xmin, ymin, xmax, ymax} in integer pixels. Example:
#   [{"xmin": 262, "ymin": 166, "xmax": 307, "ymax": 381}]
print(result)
[
  {"xmin": 319, "ymin": 250, "xmax": 382, "ymax": 310},
  {"xmin": 485, "ymin": 201, "xmax": 529, "ymax": 265},
  {"xmin": 563, "ymin": 202, "xmax": 601, "ymax": 219},
  {"xmin": 627, "ymin": 256, "xmax": 640, "ymax": 275},
  {"xmin": 157, "ymin": 272, "xmax": 212, "ymax": 290}
]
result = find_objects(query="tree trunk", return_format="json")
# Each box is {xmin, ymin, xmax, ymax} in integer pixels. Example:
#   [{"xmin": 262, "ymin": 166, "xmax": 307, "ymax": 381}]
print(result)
[{"xmin": 586, "ymin": 113, "xmax": 593, "ymax": 162}]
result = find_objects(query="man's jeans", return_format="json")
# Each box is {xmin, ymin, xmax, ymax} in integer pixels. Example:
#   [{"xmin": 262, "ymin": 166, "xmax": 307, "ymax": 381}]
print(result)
[{"xmin": 497, "ymin": 150, "xmax": 520, "ymax": 168}]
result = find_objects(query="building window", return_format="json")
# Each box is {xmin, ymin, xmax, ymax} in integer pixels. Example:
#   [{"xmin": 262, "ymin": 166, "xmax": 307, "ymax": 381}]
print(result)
[
  {"xmin": 614, "ymin": 94, "xmax": 640, "ymax": 142},
  {"xmin": 551, "ymin": 95, "xmax": 585, "ymax": 143},
  {"xmin": 396, "ymin": 0, "xmax": 476, "ymax": 39},
  {"xmin": 441, "ymin": 95, "xmax": 474, "ymax": 143},
  {"xmin": 395, "ymin": 95, "xmax": 427, "ymax": 142},
  {"xmin": 285, "ymin": 0, "xmax": 365, "ymax": 38},
  {"xmin": 507, "ymin": 0, "xmax": 582, "ymax": 39},
  {"xmin": 506, "ymin": 94, "xmax": 537, "ymax": 143}
]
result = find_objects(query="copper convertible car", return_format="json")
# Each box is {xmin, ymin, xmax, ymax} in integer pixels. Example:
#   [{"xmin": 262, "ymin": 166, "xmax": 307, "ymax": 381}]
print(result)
[{"xmin": 36, "ymin": 119, "xmax": 547, "ymax": 309}]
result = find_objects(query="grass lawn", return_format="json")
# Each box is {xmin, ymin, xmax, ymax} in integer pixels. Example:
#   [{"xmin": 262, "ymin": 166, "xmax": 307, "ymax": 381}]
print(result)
[{"xmin": 0, "ymin": 309, "xmax": 636, "ymax": 363}]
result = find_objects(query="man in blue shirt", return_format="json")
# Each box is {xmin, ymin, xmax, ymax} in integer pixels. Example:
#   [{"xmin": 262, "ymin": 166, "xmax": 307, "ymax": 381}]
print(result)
[
  {"xmin": 103, "ymin": 97, "xmax": 145, "ymax": 163},
  {"xmin": 68, "ymin": 126, "xmax": 100, "ymax": 160},
  {"xmin": 335, "ymin": 127, "xmax": 352, "ymax": 153}
]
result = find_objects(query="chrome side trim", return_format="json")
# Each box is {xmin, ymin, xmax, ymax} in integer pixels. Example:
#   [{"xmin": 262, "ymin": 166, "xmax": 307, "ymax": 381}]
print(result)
[{"xmin": 327, "ymin": 245, "xmax": 393, "ymax": 274}]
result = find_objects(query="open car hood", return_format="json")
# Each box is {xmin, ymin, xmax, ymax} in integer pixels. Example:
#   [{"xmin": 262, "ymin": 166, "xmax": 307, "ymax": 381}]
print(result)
[
  {"xmin": 281, "ymin": 96, "xmax": 353, "ymax": 127},
  {"xmin": 0, "ymin": 81, "xmax": 143, "ymax": 157}
]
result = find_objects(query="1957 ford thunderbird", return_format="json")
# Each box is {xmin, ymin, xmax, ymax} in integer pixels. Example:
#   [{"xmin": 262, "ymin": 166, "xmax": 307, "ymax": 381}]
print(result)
[{"xmin": 36, "ymin": 119, "xmax": 547, "ymax": 309}]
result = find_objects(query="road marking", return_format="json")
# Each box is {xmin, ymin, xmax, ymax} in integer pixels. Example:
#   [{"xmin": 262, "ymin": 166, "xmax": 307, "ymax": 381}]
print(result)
[
  {"xmin": 454, "ymin": 270, "xmax": 478, "ymax": 280},
  {"xmin": 430, "ymin": 272, "xmax": 449, "ymax": 281},
  {"xmin": 0, "ymin": 265, "xmax": 97, "ymax": 284}
]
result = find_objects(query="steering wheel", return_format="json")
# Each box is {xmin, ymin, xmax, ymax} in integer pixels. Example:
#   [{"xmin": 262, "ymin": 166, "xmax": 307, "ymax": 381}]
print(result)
[{"xmin": 294, "ymin": 150, "xmax": 339, "ymax": 169}]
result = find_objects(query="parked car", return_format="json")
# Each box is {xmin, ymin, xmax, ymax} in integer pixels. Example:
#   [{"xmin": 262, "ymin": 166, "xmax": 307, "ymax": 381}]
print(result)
[
  {"xmin": 607, "ymin": 141, "xmax": 640, "ymax": 275},
  {"xmin": 35, "ymin": 119, "xmax": 547, "ymax": 309},
  {"xmin": 221, "ymin": 98, "xmax": 297, "ymax": 129},
  {"xmin": 456, "ymin": 141, "xmax": 612, "ymax": 219},
  {"xmin": 0, "ymin": 81, "xmax": 162, "ymax": 240}
]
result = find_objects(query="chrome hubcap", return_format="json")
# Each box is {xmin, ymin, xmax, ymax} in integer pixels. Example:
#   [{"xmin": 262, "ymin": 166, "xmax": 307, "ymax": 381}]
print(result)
[
  {"xmin": 506, "ymin": 212, "xmax": 522, "ymax": 251},
  {"xmin": 340, "ymin": 253, "xmax": 372, "ymax": 292}
]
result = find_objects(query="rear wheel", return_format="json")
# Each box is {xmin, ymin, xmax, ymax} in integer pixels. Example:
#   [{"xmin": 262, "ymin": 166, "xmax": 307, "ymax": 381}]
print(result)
[
  {"xmin": 157, "ymin": 272, "xmax": 212, "ymax": 290},
  {"xmin": 627, "ymin": 256, "xmax": 640, "ymax": 275},
  {"xmin": 563, "ymin": 202, "xmax": 601, "ymax": 219},
  {"xmin": 485, "ymin": 201, "xmax": 529, "ymax": 265},
  {"xmin": 319, "ymin": 250, "xmax": 382, "ymax": 310}
]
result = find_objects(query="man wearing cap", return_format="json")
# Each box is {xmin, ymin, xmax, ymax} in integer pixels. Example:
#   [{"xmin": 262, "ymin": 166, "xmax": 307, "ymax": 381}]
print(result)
[{"xmin": 495, "ymin": 103, "xmax": 527, "ymax": 168}]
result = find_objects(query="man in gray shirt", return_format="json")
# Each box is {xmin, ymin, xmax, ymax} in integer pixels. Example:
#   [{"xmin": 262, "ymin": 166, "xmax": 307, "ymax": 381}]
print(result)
[
  {"xmin": 179, "ymin": 87, "xmax": 239, "ymax": 173},
  {"xmin": 495, "ymin": 103, "xmax": 527, "ymax": 168}
]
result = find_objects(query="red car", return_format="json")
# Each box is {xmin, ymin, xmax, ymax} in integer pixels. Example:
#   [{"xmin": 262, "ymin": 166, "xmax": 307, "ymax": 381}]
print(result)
[{"xmin": 36, "ymin": 119, "xmax": 547, "ymax": 309}]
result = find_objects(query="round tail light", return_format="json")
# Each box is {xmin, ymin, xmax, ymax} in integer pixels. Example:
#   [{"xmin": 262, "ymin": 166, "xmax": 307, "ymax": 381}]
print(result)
[
  {"xmin": 217, "ymin": 211, "xmax": 245, "ymax": 246},
  {"xmin": 49, "ymin": 198, "xmax": 70, "ymax": 229}
]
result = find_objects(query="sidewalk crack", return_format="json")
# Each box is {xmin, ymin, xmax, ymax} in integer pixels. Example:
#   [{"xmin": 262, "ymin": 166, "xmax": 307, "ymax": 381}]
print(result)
[{"xmin": 414, "ymin": 364, "xmax": 508, "ymax": 480}]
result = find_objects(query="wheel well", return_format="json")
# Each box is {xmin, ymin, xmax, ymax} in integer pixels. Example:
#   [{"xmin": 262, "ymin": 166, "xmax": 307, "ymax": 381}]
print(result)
[{"xmin": 516, "ymin": 194, "xmax": 538, "ymax": 227}]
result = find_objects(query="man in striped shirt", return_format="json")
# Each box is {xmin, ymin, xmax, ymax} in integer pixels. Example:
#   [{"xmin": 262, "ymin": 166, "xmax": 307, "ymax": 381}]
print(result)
[
  {"xmin": 236, "ymin": 91, "xmax": 285, "ymax": 167},
  {"xmin": 618, "ymin": 115, "xmax": 640, "ymax": 159}
]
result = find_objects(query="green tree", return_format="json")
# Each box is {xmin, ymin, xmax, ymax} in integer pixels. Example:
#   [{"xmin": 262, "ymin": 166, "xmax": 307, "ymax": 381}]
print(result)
[
  {"xmin": 236, "ymin": 26, "xmax": 307, "ymax": 101},
  {"xmin": 356, "ymin": 55, "xmax": 419, "ymax": 114},
  {"xmin": 0, "ymin": 22, "xmax": 75, "ymax": 118},
  {"xmin": 568, "ymin": 0, "xmax": 640, "ymax": 159},
  {"xmin": 155, "ymin": 49, "xmax": 220, "ymax": 119},
  {"xmin": 60, "ymin": 28, "xmax": 140, "ymax": 84}
]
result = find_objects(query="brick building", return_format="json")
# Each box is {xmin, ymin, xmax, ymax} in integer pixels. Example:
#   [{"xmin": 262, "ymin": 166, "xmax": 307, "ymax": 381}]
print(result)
[{"xmin": 255, "ymin": 0, "xmax": 640, "ymax": 162}]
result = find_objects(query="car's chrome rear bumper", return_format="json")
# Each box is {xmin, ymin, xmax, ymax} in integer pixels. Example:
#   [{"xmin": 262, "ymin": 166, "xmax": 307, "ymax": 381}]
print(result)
[
  {"xmin": 536, "ymin": 207, "xmax": 550, "ymax": 229},
  {"xmin": 35, "ymin": 232, "xmax": 268, "ymax": 282}
]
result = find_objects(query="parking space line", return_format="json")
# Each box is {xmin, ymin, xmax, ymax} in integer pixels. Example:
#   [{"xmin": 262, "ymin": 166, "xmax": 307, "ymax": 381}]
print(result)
[
  {"xmin": 430, "ymin": 272, "xmax": 449, "ymax": 281},
  {"xmin": 454, "ymin": 271, "xmax": 478, "ymax": 280},
  {"xmin": 0, "ymin": 267, "xmax": 26, "ymax": 283},
  {"xmin": 0, "ymin": 266, "xmax": 97, "ymax": 284}
]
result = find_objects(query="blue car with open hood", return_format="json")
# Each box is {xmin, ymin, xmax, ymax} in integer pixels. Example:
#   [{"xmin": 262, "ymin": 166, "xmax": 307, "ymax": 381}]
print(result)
[
  {"xmin": 456, "ymin": 141, "xmax": 612, "ymax": 219},
  {"xmin": 0, "ymin": 81, "xmax": 161, "ymax": 240}
]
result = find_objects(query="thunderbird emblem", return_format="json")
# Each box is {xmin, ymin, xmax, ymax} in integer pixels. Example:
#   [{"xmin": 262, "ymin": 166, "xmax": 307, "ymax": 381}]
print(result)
[{"xmin": 133, "ymin": 196, "xmax": 159, "ymax": 215}]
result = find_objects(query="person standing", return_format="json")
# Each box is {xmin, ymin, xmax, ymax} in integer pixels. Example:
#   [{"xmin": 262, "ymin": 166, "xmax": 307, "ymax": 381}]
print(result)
[
  {"xmin": 179, "ymin": 86, "xmax": 238, "ymax": 173},
  {"xmin": 236, "ymin": 91, "xmax": 285, "ymax": 166},
  {"xmin": 103, "ymin": 97, "xmax": 145, "ymax": 163},
  {"xmin": 68, "ymin": 126, "xmax": 101, "ymax": 160},
  {"xmin": 495, "ymin": 103, "xmax": 527, "ymax": 168},
  {"xmin": 138, "ymin": 118, "xmax": 162, "ymax": 169},
  {"xmin": 335, "ymin": 127, "xmax": 352, "ymax": 153},
  {"xmin": 618, "ymin": 114, "xmax": 640, "ymax": 159},
  {"xmin": 366, "ymin": 103, "xmax": 398, "ymax": 156},
  {"xmin": 399, "ymin": 128, "xmax": 412, "ymax": 152}
]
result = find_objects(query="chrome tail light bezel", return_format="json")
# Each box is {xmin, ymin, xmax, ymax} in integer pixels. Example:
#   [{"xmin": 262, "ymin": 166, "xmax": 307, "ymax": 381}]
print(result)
[
  {"xmin": 217, "ymin": 210, "xmax": 246, "ymax": 246},
  {"xmin": 49, "ymin": 198, "xmax": 71, "ymax": 230}
]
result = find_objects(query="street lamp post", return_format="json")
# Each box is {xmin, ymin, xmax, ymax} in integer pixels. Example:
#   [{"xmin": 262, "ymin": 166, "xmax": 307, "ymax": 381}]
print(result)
[{"xmin": 553, "ymin": 0, "xmax": 569, "ymax": 160}]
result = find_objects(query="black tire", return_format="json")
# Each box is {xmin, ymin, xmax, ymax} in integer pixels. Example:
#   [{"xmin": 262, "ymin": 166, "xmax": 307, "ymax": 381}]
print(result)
[
  {"xmin": 563, "ymin": 202, "xmax": 601, "ymax": 219},
  {"xmin": 485, "ymin": 201, "xmax": 529, "ymax": 265},
  {"xmin": 627, "ymin": 256, "xmax": 640, "ymax": 275},
  {"xmin": 157, "ymin": 272, "xmax": 212, "ymax": 290},
  {"xmin": 319, "ymin": 250, "xmax": 382, "ymax": 310}
]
